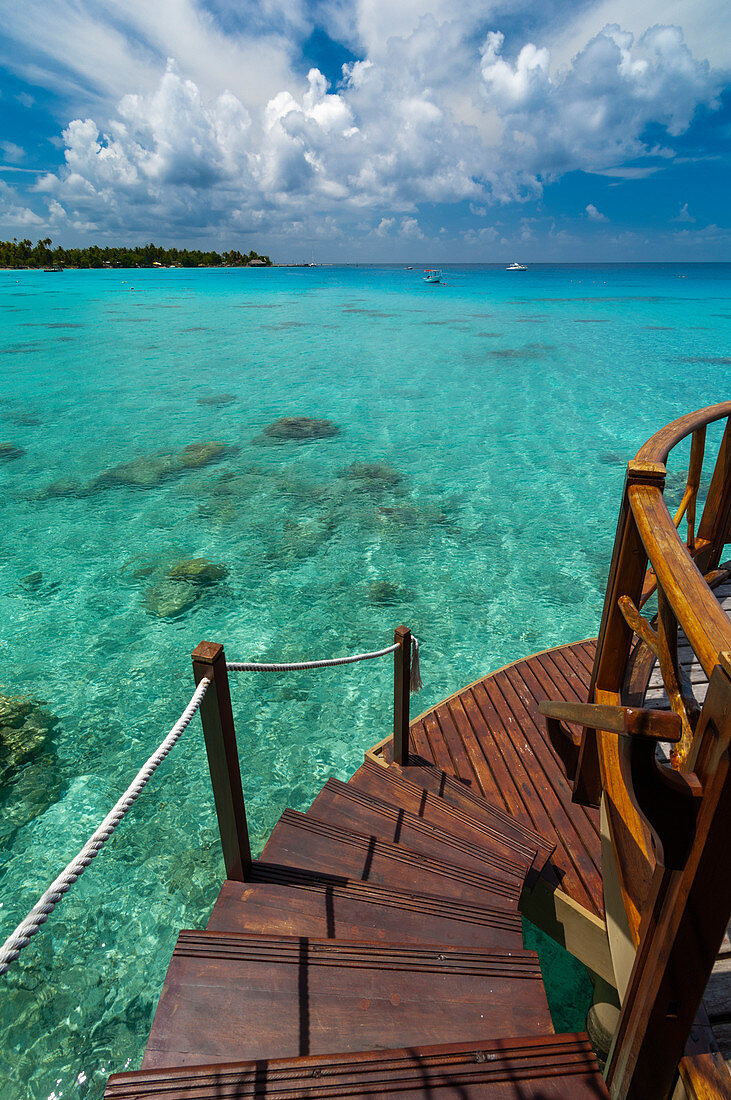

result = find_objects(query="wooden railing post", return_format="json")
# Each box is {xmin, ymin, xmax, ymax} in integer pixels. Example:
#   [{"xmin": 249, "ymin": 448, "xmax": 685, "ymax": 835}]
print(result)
[
  {"xmin": 574, "ymin": 460, "xmax": 665, "ymax": 806},
  {"xmin": 192, "ymin": 641, "xmax": 251, "ymax": 881},
  {"xmin": 393, "ymin": 626, "xmax": 411, "ymax": 766},
  {"xmin": 696, "ymin": 416, "xmax": 731, "ymax": 574},
  {"xmin": 604, "ymin": 655, "xmax": 731, "ymax": 1100}
]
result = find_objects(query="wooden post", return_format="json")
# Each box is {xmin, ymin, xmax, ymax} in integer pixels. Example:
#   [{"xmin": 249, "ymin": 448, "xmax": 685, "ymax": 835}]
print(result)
[
  {"xmin": 604, "ymin": 656, "xmax": 731, "ymax": 1100},
  {"xmin": 192, "ymin": 641, "xmax": 251, "ymax": 881},
  {"xmin": 393, "ymin": 626, "xmax": 411, "ymax": 766},
  {"xmin": 696, "ymin": 416, "xmax": 731, "ymax": 574},
  {"xmin": 574, "ymin": 460, "xmax": 665, "ymax": 806}
]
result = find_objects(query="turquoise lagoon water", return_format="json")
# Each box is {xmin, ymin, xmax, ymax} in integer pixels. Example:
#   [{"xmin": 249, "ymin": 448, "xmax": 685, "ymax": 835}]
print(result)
[{"xmin": 0, "ymin": 262, "xmax": 729, "ymax": 1097}]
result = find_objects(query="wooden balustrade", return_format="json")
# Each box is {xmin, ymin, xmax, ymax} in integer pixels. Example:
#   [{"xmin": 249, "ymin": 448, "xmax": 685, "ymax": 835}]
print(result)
[
  {"xmin": 673, "ymin": 426, "xmax": 706, "ymax": 552},
  {"xmin": 562, "ymin": 402, "xmax": 731, "ymax": 1099},
  {"xmin": 194, "ymin": 628, "xmax": 415, "ymax": 870},
  {"xmin": 618, "ymin": 592, "xmax": 699, "ymax": 767},
  {"xmin": 604, "ymin": 656, "xmax": 731, "ymax": 1100}
]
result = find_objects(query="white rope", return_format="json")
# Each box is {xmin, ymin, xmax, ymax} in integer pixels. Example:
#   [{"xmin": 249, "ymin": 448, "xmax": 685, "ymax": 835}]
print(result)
[
  {"xmin": 0, "ymin": 676, "xmax": 211, "ymax": 976},
  {"xmin": 226, "ymin": 636, "xmax": 422, "ymax": 693},
  {"xmin": 226, "ymin": 643, "xmax": 397, "ymax": 673}
]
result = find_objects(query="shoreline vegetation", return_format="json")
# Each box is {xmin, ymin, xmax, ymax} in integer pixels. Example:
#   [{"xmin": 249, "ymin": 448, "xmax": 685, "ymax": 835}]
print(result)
[{"xmin": 0, "ymin": 237, "xmax": 271, "ymax": 270}]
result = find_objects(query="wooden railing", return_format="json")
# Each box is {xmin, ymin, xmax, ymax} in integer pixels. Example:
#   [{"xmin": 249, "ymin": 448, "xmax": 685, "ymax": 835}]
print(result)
[
  {"xmin": 191, "ymin": 626, "xmax": 415, "ymax": 880},
  {"xmin": 549, "ymin": 402, "xmax": 731, "ymax": 1099}
]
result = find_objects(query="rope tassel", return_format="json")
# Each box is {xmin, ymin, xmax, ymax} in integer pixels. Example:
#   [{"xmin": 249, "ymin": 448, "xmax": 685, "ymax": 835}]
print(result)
[{"xmin": 410, "ymin": 635, "xmax": 422, "ymax": 693}]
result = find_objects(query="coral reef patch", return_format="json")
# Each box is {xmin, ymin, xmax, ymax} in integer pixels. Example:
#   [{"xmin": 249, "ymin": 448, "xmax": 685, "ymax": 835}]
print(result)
[
  {"xmin": 0, "ymin": 442, "xmax": 25, "ymax": 461},
  {"xmin": 261, "ymin": 417, "xmax": 339, "ymax": 442}
]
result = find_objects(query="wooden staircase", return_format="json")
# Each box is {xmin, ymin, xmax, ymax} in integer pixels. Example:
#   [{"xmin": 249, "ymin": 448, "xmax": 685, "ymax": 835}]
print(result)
[
  {"xmin": 106, "ymin": 751, "xmax": 608, "ymax": 1098},
  {"xmin": 104, "ymin": 402, "xmax": 731, "ymax": 1099}
]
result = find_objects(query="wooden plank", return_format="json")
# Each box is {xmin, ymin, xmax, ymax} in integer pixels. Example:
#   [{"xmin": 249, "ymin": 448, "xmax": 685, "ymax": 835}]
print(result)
[
  {"xmin": 432, "ymin": 702, "xmax": 483, "ymax": 793},
  {"xmin": 350, "ymin": 759, "xmax": 545, "ymax": 870},
  {"xmin": 308, "ymin": 779, "xmax": 531, "ymax": 883},
  {"xmin": 444, "ymin": 694, "xmax": 497, "ymax": 800},
  {"xmin": 471, "ymin": 678, "xmax": 599, "ymax": 915},
  {"xmin": 510, "ymin": 661, "xmax": 602, "ymax": 845},
  {"xmin": 457, "ymin": 687, "xmax": 516, "ymax": 814},
  {"xmin": 573, "ymin": 642, "xmax": 598, "ymax": 677},
  {"xmin": 494, "ymin": 666, "xmax": 601, "ymax": 872},
  {"xmin": 109, "ymin": 1035, "xmax": 609, "ymax": 1099},
  {"xmin": 421, "ymin": 711, "xmax": 457, "ymax": 776},
  {"xmin": 470, "ymin": 679, "xmax": 556, "ymax": 834},
  {"xmin": 494, "ymin": 669, "xmax": 604, "ymax": 913},
  {"xmin": 545, "ymin": 648, "xmax": 592, "ymax": 704},
  {"xmin": 408, "ymin": 719, "xmax": 435, "ymax": 765},
  {"xmin": 387, "ymin": 760, "xmax": 555, "ymax": 872},
  {"xmin": 262, "ymin": 810, "xmax": 523, "ymax": 909},
  {"xmin": 143, "ymin": 933, "xmax": 553, "ymax": 1068},
  {"xmin": 207, "ymin": 871, "xmax": 524, "ymax": 951}
]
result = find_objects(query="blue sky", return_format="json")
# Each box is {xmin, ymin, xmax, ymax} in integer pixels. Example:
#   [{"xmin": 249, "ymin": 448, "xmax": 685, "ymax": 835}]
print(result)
[{"xmin": 0, "ymin": 0, "xmax": 729, "ymax": 261}]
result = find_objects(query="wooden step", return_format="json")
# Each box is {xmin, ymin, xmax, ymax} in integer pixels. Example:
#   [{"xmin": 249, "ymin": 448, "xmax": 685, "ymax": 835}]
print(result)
[
  {"xmin": 383, "ymin": 756, "xmax": 555, "ymax": 874},
  {"xmin": 352, "ymin": 756, "xmax": 554, "ymax": 875},
  {"xmin": 261, "ymin": 809, "xmax": 523, "ymax": 909},
  {"xmin": 142, "ymin": 931, "xmax": 553, "ymax": 1069},
  {"xmin": 309, "ymin": 778, "xmax": 531, "ymax": 883},
  {"xmin": 108, "ymin": 1034, "xmax": 609, "ymax": 1098},
  {"xmin": 206, "ymin": 864, "xmax": 524, "ymax": 951}
]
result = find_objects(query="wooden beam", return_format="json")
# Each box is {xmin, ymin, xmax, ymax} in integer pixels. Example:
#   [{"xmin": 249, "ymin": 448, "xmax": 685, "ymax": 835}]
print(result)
[
  {"xmin": 605, "ymin": 660, "xmax": 731, "ymax": 1100},
  {"xmin": 574, "ymin": 461, "xmax": 664, "ymax": 807},
  {"xmin": 697, "ymin": 417, "xmax": 731, "ymax": 575},
  {"xmin": 393, "ymin": 626, "xmax": 411, "ymax": 766},
  {"xmin": 192, "ymin": 641, "xmax": 251, "ymax": 881}
]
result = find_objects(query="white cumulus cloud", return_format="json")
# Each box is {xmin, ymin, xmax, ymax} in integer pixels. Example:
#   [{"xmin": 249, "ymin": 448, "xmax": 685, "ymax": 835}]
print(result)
[{"xmin": 0, "ymin": 5, "xmax": 719, "ymax": 245}]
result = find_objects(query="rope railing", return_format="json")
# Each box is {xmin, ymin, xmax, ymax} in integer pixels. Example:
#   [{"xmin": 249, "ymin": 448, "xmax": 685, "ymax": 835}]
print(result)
[
  {"xmin": 0, "ymin": 676, "xmax": 211, "ymax": 976},
  {"xmin": 0, "ymin": 628, "xmax": 422, "ymax": 976},
  {"xmin": 225, "ymin": 634, "xmax": 422, "ymax": 693}
]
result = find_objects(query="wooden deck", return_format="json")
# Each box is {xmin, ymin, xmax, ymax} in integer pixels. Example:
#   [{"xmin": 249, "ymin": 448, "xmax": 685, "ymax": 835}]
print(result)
[{"xmin": 373, "ymin": 639, "xmax": 604, "ymax": 921}]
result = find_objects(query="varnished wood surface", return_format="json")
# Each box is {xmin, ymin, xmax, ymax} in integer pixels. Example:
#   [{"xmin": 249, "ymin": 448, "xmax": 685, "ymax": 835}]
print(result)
[
  {"xmin": 629, "ymin": 484, "xmax": 731, "ymax": 679},
  {"xmin": 380, "ymin": 639, "xmax": 604, "ymax": 918},
  {"xmin": 310, "ymin": 778, "xmax": 533, "ymax": 882},
  {"xmin": 634, "ymin": 402, "xmax": 731, "ymax": 466},
  {"xmin": 350, "ymin": 756, "xmax": 555, "ymax": 874},
  {"xmin": 261, "ymin": 808, "xmax": 523, "ymax": 909},
  {"xmin": 142, "ymin": 933, "xmax": 552, "ymax": 1068},
  {"xmin": 208, "ymin": 866, "xmax": 525, "ymax": 951},
  {"xmin": 127, "ymin": 723, "xmax": 608, "ymax": 1094},
  {"xmin": 644, "ymin": 580, "xmax": 731, "ymax": 717},
  {"xmin": 110, "ymin": 1035, "xmax": 609, "ymax": 1098}
]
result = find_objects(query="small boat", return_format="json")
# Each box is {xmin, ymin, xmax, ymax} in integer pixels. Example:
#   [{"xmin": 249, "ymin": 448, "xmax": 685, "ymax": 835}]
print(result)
[
  {"xmin": 423, "ymin": 268, "xmax": 442, "ymax": 283},
  {"xmin": 43, "ymin": 266, "xmax": 63, "ymax": 273},
  {"xmin": 506, "ymin": 262, "xmax": 527, "ymax": 271}
]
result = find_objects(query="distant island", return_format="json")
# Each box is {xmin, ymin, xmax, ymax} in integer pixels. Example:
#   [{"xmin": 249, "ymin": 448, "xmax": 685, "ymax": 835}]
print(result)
[{"xmin": 0, "ymin": 238, "xmax": 272, "ymax": 269}]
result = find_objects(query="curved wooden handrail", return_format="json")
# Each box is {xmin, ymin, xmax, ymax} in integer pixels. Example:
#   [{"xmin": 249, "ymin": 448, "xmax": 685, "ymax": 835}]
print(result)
[
  {"xmin": 635, "ymin": 401, "xmax": 731, "ymax": 465},
  {"xmin": 629, "ymin": 484, "xmax": 731, "ymax": 678},
  {"xmin": 630, "ymin": 401, "xmax": 731, "ymax": 679},
  {"xmin": 578, "ymin": 401, "xmax": 731, "ymax": 939}
]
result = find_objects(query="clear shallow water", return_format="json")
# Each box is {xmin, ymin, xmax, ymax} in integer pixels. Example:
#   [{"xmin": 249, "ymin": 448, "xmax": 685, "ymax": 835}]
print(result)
[{"xmin": 0, "ymin": 262, "xmax": 729, "ymax": 1097}]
